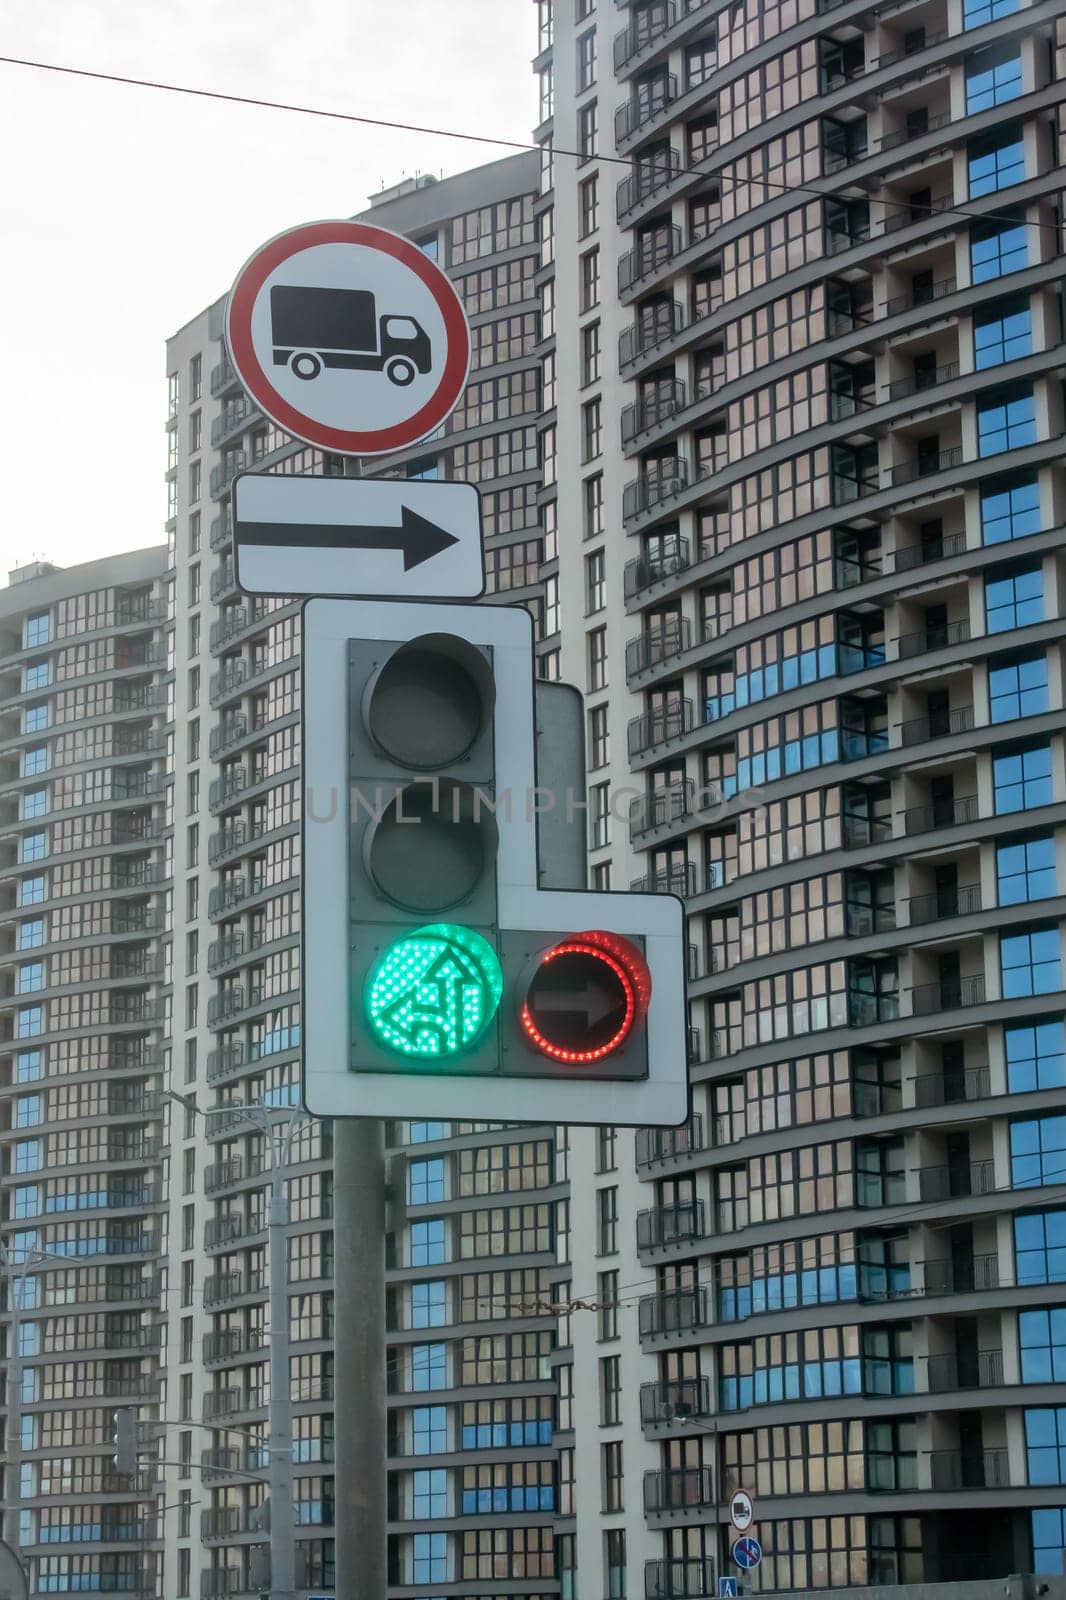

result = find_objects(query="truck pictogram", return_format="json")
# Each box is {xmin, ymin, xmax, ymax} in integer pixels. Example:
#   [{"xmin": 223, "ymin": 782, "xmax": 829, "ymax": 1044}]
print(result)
[{"xmin": 270, "ymin": 285, "xmax": 432, "ymax": 387}]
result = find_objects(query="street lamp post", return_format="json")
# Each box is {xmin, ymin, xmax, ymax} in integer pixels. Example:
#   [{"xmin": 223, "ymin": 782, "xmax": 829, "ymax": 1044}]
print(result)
[{"xmin": 167, "ymin": 1091, "xmax": 304, "ymax": 1600}]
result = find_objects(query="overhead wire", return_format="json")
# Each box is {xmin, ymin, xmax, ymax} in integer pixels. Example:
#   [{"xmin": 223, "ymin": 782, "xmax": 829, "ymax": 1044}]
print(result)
[{"xmin": 0, "ymin": 52, "xmax": 1060, "ymax": 238}]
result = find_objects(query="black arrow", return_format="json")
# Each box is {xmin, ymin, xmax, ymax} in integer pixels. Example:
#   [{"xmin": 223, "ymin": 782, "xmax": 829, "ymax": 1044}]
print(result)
[
  {"xmin": 530, "ymin": 979, "xmax": 623, "ymax": 1031},
  {"xmin": 234, "ymin": 507, "xmax": 460, "ymax": 571}
]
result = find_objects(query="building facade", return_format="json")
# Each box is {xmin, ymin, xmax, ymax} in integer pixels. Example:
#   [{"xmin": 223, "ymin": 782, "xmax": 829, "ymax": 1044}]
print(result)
[
  {"xmin": 0, "ymin": 551, "xmax": 172, "ymax": 1597},
  {"xmin": 541, "ymin": 0, "xmax": 1066, "ymax": 1594}
]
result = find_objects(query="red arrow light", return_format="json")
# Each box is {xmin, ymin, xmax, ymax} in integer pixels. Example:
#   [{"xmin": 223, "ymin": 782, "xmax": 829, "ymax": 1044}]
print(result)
[{"xmin": 519, "ymin": 931, "xmax": 651, "ymax": 1064}]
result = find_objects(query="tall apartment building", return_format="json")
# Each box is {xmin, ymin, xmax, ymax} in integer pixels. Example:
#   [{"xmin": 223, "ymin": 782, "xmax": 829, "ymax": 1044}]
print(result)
[
  {"xmin": 540, "ymin": 0, "xmax": 1066, "ymax": 1594},
  {"xmin": 0, "ymin": 552, "xmax": 172, "ymax": 1597},
  {"xmin": 163, "ymin": 152, "xmax": 567, "ymax": 1600}
]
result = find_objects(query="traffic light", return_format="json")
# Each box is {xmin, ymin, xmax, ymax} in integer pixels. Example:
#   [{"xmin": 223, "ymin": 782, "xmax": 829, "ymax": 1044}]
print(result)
[
  {"xmin": 302, "ymin": 597, "xmax": 687, "ymax": 1126},
  {"xmin": 112, "ymin": 1407, "xmax": 137, "ymax": 1475}
]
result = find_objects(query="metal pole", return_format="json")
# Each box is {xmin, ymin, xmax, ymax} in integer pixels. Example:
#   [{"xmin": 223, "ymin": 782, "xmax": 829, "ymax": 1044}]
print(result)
[
  {"xmin": 334, "ymin": 1117, "xmax": 387, "ymax": 1600},
  {"xmin": 265, "ymin": 1111, "xmax": 297, "ymax": 1600}
]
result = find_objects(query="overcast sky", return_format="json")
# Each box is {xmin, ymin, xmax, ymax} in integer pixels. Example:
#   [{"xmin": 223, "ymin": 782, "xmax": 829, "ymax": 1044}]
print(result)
[{"xmin": 0, "ymin": 0, "xmax": 535, "ymax": 582}]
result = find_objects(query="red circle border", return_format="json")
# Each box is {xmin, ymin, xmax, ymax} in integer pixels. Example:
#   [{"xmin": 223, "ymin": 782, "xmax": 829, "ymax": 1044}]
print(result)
[{"xmin": 224, "ymin": 219, "xmax": 471, "ymax": 457}]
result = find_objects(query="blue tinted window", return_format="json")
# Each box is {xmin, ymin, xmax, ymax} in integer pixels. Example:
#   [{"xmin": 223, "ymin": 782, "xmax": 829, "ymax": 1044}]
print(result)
[
  {"xmin": 18, "ymin": 877, "xmax": 45, "ymax": 907},
  {"xmin": 15, "ymin": 1051, "xmax": 43, "ymax": 1083},
  {"xmin": 971, "ymin": 214, "xmax": 1029, "ymax": 282},
  {"xmin": 1032, "ymin": 1508, "xmax": 1066, "ymax": 1574},
  {"xmin": 1012, "ymin": 1116, "xmax": 1066, "ymax": 1188},
  {"xmin": 20, "ymin": 834, "xmax": 46, "ymax": 863},
  {"xmin": 969, "ymin": 128, "xmax": 1025, "ymax": 196},
  {"xmin": 23, "ymin": 614, "xmax": 51, "ymax": 647},
  {"xmin": 985, "ymin": 563, "xmax": 1043, "ymax": 632},
  {"xmin": 22, "ymin": 662, "xmax": 50, "ymax": 691},
  {"xmin": 411, "ymin": 1531, "xmax": 448, "ymax": 1583},
  {"xmin": 1001, "ymin": 927, "xmax": 1062, "ymax": 998},
  {"xmin": 409, "ymin": 1159, "xmax": 445, "ymax": 1205},
  {"xmin": 982, "ymin": 473, "xmax": 1041, "ymax": 543},
  {"xmin": 409, "ymin": 1121, "xmax": 446, "ymax": 1143},
  {"xmin": 22, "ymin": 747, "xmax": 48, "ymax": 776},
  {"xmin": 963, "ymin": 0, "xmax": 1018, "ymax": 25},
  {"xmin": 410, "ymin": 1219, "xmax": 447, "ymax": 1266},
  {"xmin": 411, "ymin": 1405, "xmax": 447, "ymax": 1454},
  {"xmin": 1026, "ymin": 1407, "xmax": 1066, "ymax": 1484},
  {"xmin": 411, "ymin": 1280, "xmax": 447, "ymax": 1328},
  {"xmin": 412, "ymin": 1468, "xmax": 447, "ymax": 1518},
  {"xmin": 989, "ymin": 653, "xmax": 1049, "ymax": 722},
  {"xmin": 1006, "ymin": 1018, "xmax": 1066, "ymax": 1091},
  {"xmin": 966, "ymin": 48, "xmax": 1023, "ymax": 112},
  {"xmin": 1016, "ymin": 1210, "xmax": 1066, "ymax": 1285},
  {"xmin": 15, "ymin": 1008, "xmax": 42, "ymax": 1040},
  {"xmin": 1019, "ymin": 1309, "xmax": 1066, "ymax": 1384},
  {"xmin": 978, "ymin": 386, "xmax": 1037, "ymax": 455},
  {"xmin": 411, "ymin": 1343, "xmax": 447, "ymax": 1391},
  {"xmin": 974, "ymin": 297, "xmax": 1031, "ymax": 368},
  {"xmin": 22, "ymin": 704, "xmax": 48, "ymax": 733},
  {"xmin": 995, "ymin": 744, "xmax": 1052, "ymax": 814},
  {"xmin": 720, "ymin": 1347, "xmax": 864, "ymax": 1410},
  {"xmin": 998, "ymin": 835, "xmax": 1057, "ymax": 905}
]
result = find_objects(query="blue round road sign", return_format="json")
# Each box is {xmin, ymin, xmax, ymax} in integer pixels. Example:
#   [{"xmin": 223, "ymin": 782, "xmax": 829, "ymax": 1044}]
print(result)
[{"xmin": 732, "ymin": 1537, "xmax": 762, "ymax": 1571}]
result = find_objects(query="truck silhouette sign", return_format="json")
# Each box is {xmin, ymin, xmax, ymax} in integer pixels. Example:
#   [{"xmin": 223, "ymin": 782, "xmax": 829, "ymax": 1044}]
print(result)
[{"xmin": 270, "ymin": 286, "xmax": 432, "ymax": 387}]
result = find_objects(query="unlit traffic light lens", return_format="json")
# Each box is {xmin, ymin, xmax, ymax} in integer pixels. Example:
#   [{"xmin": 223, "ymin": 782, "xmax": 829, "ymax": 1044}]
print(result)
[
  {"xmin": 520, "ymin": 930, "xmax": 651, "ymax": 1064},
  {"xmin": 363, "ymin": 633, "xmax": 494, "ymax": 769},
  {"xmin": 364, "ymin": 780, "xmax": 498, "ymax": 912},
  {"xmin": 365, "ymin": 923, "xmax": 503, "ymax": 1060}
]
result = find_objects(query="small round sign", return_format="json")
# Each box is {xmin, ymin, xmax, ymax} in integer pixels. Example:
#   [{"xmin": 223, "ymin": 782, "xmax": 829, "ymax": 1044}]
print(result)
[
  {"xmin": 732, "ymin": 1537, "xmax": 762, "ymax": 1572},
  {"xmin": 519, "ymin": 930, "xmax": 651, "ymax": 1064},
  {"xmin": 225, "ymin": 219, "xmax": 471, "ymax": 456},
  {"xmin": 729, "ymin": 1488, "xmax": 756, "ymax": 1533}
]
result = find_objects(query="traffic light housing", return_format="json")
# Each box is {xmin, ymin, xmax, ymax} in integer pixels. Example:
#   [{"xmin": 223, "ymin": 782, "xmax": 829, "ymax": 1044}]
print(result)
[
  {"xmin": 303, "ymin": 598, "xmax": 687, "ymax": 1126},
  {"xmin": 112, "ymin": 1407, "xmax": 137, "ymax": 1475}
]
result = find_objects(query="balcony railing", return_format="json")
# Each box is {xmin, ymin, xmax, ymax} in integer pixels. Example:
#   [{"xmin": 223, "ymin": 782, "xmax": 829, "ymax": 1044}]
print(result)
[
  {"xmin": 636, "ymin": 1115, "xmax": 705, "ymax": 1170},
  {"xmin": 626, "ymin": 619, "xmax": 692, "ymax": 678},
  {"xmin": 620, "ymin": 301, "xmax": 685, "ymax": 368},
  {"xmin": 916, "ymin": 1158, "xmax": 995, "ymax": 1203},
  {"xmin": 910, "ymin": 973, "xmax": 986, "ymax": 1016},
  {"xmin": 617, "ymin": 150, "xmax": 683, "ymax": 218},
  {"xmin": 629, "ymin": 861, "xmax": 700, "ymax": 898},
  {"xmin": 636, "ymin": 1201, "xmax": 706, "ymax": 1251},
  {"xmin": 644, "ymin": 1466, "xmax": 716, "ymax": 1515},
  {"xmin": 622, "ymin": 378, "xmax": 687, "ymax": 443},
  {"xmin": 929, "ymin": 1447, "xmax": 1009, "ymax": 1491},
  {"xmin": 645, "ymin": 1559, "xmax": 717, "ymax": 1600},
  {"xmin": 887, "ymin": 360, "xmax": 961, "ymax": 402},
  {"xmin": 890, "ymin": 528, "xmax": 966, "ymax": 572},
  {"xmin": 913, "ymin": 1064, "xmax": 991, "ymax": 1108},
  {"xmin": 902, "ymin": 793, "xmax": 978, "ymax": 836},
  {"xmin": 623, "ymin": 457, "xmax": 691, "ymax": 522},
  {"xmin": 640, "ymin": 1376, "xmax": 712, "ymax": 1427},
  {"xmin": 896, "ymin": 617, "xmax": 970, "ymax": 659},
  {"xmin": 624, "ymin": 540, "xmax": 692, "ymax": 599},
  {"xmin": 615, "ymin": 74, "xmax": 678, "ymax": 142},
  {"xmin": 926, "ymin": 1347, "xmax": 1004, "ymax": 1393},
  {"xmin": 882, "ymin": 191, "xmax": 955, "ymax": 236},
  {"xmin": 619, "ymin": 225, "xmax": 682, "ymax": 293},
  {"xmin": 614, "ymin": 3, "xmax": 682, "ymax": 70},
  {"xmin": 884, "ymin": 275, "xmax": 957, "ymax": 320},
  {"xmin": 899, "ymin": 704, "xmax": 975, "ymax": 748},
  {"xmin": 905, "ymin": 883, "xmax": 981, "ymax": 925},
  {"xmin": 638, "ymin": 1286, "xmax": 708, "ymax": 1339},
  {"xmin": 922, "ymin": 1253, "xmax": 999, "ymax": 1295},
  {"xmin": 628, "ymin": 697, "xmax": 695, "ymax": 757},
  {"xmin": 887, "ymin": 444, "xmax": 964, "ymax": 487}
]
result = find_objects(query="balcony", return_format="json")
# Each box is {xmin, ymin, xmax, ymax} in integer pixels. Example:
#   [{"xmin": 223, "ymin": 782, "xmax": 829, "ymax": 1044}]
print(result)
[
  {"xmin": 910, "ymin": 973, "xmax": 985, "ymax": 1015},
  {"xmin": 623, "ymin": 457, "xmax": 690, "ymax": 522},
  {"xmin": 905, "ymin": 883, "xmax": 981, "ymax": 925},
  {"xmin": 628, "ymin": 698, "xmax": 695, "ymax": 757},
  {"xmin": 882, "ymin": 191, "xmax": 954, "ymax": 237},
  {"xmin": 209, "ymin": 715, "xmax": 249, "ymax": 758},
  {"xmin": 886, "ymin": 444, "xmax": 964, "ymax": 487},
  {"xmin": 899, "ymin": 704, "xmax": 975, "ymax": 748},
  {"xmin": 636, "ymin": 1115, "xmax": 705, "ymax": 1170},
  {"xmin": 916, "ymin": 1158, "xmax": 995, "ymax": 1202},
  {"xmin": 629, "ymin": 780, "xmax": 699, "ymax": 838},
  {"xmin": 629, "ymin": 861, "xmax": 700, "ymax": 898},
  {"xmin": 206, "ymin": 1042, "xmax": 247, "ymax": 1083},
  {"xmin": 626, "ymin": 619, "xmax": 692, "ymax": 678},
  {"xmin": 619, "ymin": 225, "xmax": 681, "ymax": 293},
  {"xmin": 891, "ymin": 527, "xmax": 966, "ymax": 573},
  {"xmin": 617, "ymin": 150, "xmax": 683, "ymax": 219},
  {"xmin": 926, "ymin": 1347, "xmax": 1004, "ymax": 1393},
  {"xmin": 903, "ymin": 793, "xmax": 978, "ymax": 836},
  {"xmin": 624, "ymin": 541, "xmax": 692, "ymax": 601},
  {"xmin": 622, "ymin": 378, "xmax": 687, "ymax": 444},
  {"xmin": 884, "ymin": 275, "xmax": 957, "ymax": 320},
  {"xmin": 638, "ymin": 1287, "xmax": 708, "ymax": 1339},
  {"xmin": 637, "ymin": 1201, "xmax": 705, "ymax": 1251},
  {"xmin": 209, "ymin": 456, "xmax": 247, "ymax": 498},
  {"xmin": 640, "ymin": 1376, "xmax": 712, "ymax": 1427},
  {"xmin": 929, "ymin": 1447, "xmax": 1010, "ymax": 1490},
  {"xmin": 646, "ymin": 1559, "xmax": 717, "ymax": 1600},
  {"xmin": 896, "ymin": 617, "xmax": 970, "ymax": 660},
  {"xmin": 209, "ymin": 357, "xmax": 240, "ymax": 397},
  {"xmin": 644, "ymin": 1466, "xmax": 716, "ymax": 1516},
  {"xmin": 913, "ymin": 1064, "xmax": 991, "ymax": 1107},
  {"xmin": 923, "ymin": 1253, "xmax": 999, "ymax": 1295},
  {"xmin": 620, "ymin": 301, "xmax": 685, "ymax": 369},
  {"xmin": 203, "ymin": 1269, "xmax": 267, "ymax": 1308},
  {"xmin": 615, "ymin": 74, "xmax": 678, "ymax": 142},
  {"xmin": 614, "ymin": 4, "xmax": 685, "ymax": 71},
  {"xmin": 887, "ymin": 361, "xmax": 961, "ymax": 403}
]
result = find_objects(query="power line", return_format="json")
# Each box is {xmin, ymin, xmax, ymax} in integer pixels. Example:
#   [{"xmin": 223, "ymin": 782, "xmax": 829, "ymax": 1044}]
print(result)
[{"xmin": 0, "ymin": 52, "xmax": 1057, "ymax": 237}]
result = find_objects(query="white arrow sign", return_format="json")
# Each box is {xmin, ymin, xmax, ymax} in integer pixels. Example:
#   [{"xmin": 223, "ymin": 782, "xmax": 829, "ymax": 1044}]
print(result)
[{"xmin": 232, "ymin": 474, "xmax": 484, "ymax": 600}]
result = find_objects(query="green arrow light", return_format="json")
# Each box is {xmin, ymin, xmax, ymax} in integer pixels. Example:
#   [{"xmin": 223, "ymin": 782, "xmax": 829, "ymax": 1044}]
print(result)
[{"xmin": 365, "ymin": 923, "xmax": 503, "ymax": 1060}]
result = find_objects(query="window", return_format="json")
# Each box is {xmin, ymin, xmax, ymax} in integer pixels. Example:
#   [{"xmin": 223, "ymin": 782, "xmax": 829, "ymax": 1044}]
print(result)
[
  {"xmin": 600, "ymin": 1354, "xmax": 621, "ymax": 1424},
  {"xmin": 412, "ymin": 1281, "xmax": 448, "ymax": 1329},
  {"xmin": 1011, "ymin": 1116, "xmax": 1066, "ymax": 1188},
  {"xmin": 15, "ymin": 1051, "xmax": 42, "ymax": 1083},
  {"xmin": 412, "ymin": 1531, "xmax": 448, "ymax": 1583},
  {"xmin": 23, "ymin": 662, "xmax": 50, "ymax": 691},
  {"xmin": 23, "ymin": 614, "xmax": 51, "ymax": 648},
  {"xmin": 18, "ymin": 878, "xmax": 45, "ymax": 907},
  {"xmin": 589, "ymin": 704, "xmax": 609, "ymax": 768},
  {"xmin": 583, "ymin": 397, "xmax": 602, "ymax": 461},
  {"xmin": 584, "ymin": 473, "xmax": 604, "ymax": 539},
  {"xmin": 412, "ymin": 1405, "xmax": 448, "ymax": 1454},
  {"xmin": 544, "ymin": 575, "xmax": 559, "ymax": 638},
  {"xmin": 1026, "ymin": 1408, "xmax": 1066, "ymax": 1485},
  {"xmin": 411, "ymin": 1220, "xmax": 447, "ymax": 1267},
  {"xmin": 597, "ymin": 1186, "xmax": 618, "ymax": 1254},
  {"xmin": 1011, "ymin": 1312, "xmax": 1062, "ymax": 1388},
  {"xmin": 1000, "ymin": 926, "xmax": 1062, "ymax": 998},
  {"xmin": 986, "ymin": 563, "xmax": 1043, "ymax": 632},
  {"xmin": 15, "ymin": 1095, "xmax": 42, "ymax": 1127},
  {"xmin": 15, "ymin": 1008, "xmax": 41, "ymax": 1040},
  {"xmin": 966, "ymin": 46, "xmax": 1023, "ymax": 111},
  {"xmin": 17, "ymin": 920, "xmax": 44, "ymax": 950},
  {"xmin": 189, "ymin": 461, "xmax": 201, "ymax": 503},
  {"xmin": 599, "ymin": 1269, "xmax": 619, "ymax": 1340},
  {"xmin": 581, "ymin": 249, "xmax": 601, "ymax": 311},
  {"xmin": 1006, "ymin": 1017, "xmax": 1065, "ymax": 1091},
  {"xmin": 603, "ymin": 1439, "xmax": 624, "ymax": 1511},
  {"xmin": 22, "ymin": 791, "xmax": 46, "ymax": 820},
  {"xmin": 582, "ymin": 322, "xmax": 601, "ymax": 385},
  {"xmin": 1032, "ymin": 1507, "xmax": 1066, "ymax": 1574},
  {"xmin": 577, "ymin": 30, "xmax": 597, "ymax": 90},
  {"xmin": 410, "ymin": 1160, "xmax": 446, "ymax": 1206},
  {"xmin": 23, "ymin": 705, "xmax": 48, "ymax": 733},
  {"xmin": 411, "ymin": 1343, "xmax": 448, "ymax": 1391},
  {"xmin": 971, "ymin": 210, "xmax": 1029, "ymax": 282},
  {"xmin": 586, "ymin": 550, "xmax": 606, "ymax": 613},
  {"xmin": 1016, "ymin": 1209, "xmax": 1066, "ymax": 1285},
  {"xmin": 591, "ymin": 782, "xmax": 610, "ymax": 849},
  {"xmin": 998, "ymin": 835, "xmax": 1056, "ymax": 905},
  {"xmin": 983, "ymin": 472, "xmax": 1041, "ymax": 544},
  {"xmin": 995, "ymin": 743, "xmax": 1053, "ymax": 814},
  {"xmin": 969, "ymin": 126, "xmax": 1025, "ymax": 196},
  {"xmin": 16, "ymin": 964, "xmax": 44, "ymax": 995},
  {"xmin": 606, "ymin": 1528, "xmax": 626, "ymax": 1600},
  {"xmin": 23, "ymin": 748, "xmax": 48, "ymax": 777},
  {"xmin": 964, "ymin": 0, "xmax": 1019, "ymax": 24},
  {"xmin": 974, "ymin": 295, "xmax": 1031, "ymax": 367},
  {"xmin": 189, "ymin": 352, "xmax": 202, "ymax": 399},
  {"xmin": 578, "ymin": 101, "xmax": 598, "ymax": 161},
  {"xmin": 978, "ymin": 384, "xmax": 1036, "ymax": 455},
  {"xmin": 989, "ymin": 651, "xmax": 1048, "ymax": 721},
  {"xmin": 413, "ymin": 1468, "xmax": 448, "ymax": 1518},
  {"xmin": 579, "ymin": 173, "xmax": 600, "ymax": 237},
  {"xmin": 410, "ymin": 1121, "xmax": 446, "ymax": 1143},
  {"xmin": 577, "ymin": 0, "xmax": 593, "ymax": 16},
  {"xmin": 588, "ymin": 628, "xmax": 607, "ymax": 691}
]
